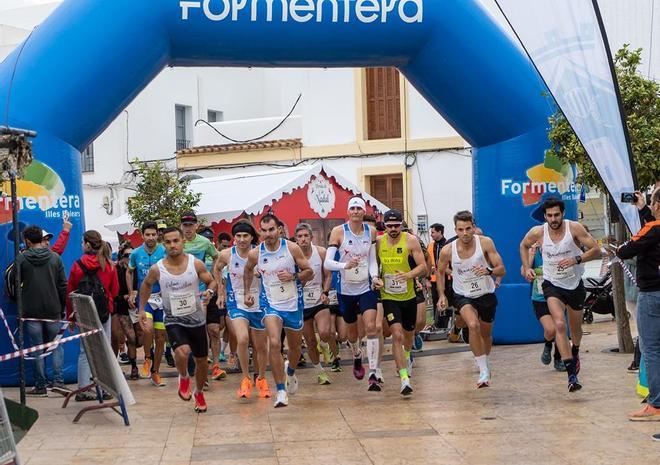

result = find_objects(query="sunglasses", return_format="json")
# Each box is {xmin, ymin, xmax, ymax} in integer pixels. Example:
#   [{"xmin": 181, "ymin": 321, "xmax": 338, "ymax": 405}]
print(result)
[{"xmin": 385, "ymin": 223, "xmax": 402, "ymax": 229}]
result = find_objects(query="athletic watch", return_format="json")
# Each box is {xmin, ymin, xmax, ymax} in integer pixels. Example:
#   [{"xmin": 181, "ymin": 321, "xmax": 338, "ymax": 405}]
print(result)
[
  {"xmin": 486, "ymin": 266, "xmax": 494, "ymax": 275},
  {"xmin": 574, "ymin": 255, "xmax": 583, "ymax": 265}
]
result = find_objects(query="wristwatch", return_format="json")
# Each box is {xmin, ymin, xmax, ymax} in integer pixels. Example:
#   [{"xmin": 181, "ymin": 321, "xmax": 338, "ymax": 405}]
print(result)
[
  {"xmin": 486, "ymin": 266, "xmax": 494, "ymax": 275},
  {"xmin": 574, "ymin": 255, "xmax": 583, "ymax": 265},
  {"xmin": 207, "ymin": 289, "xmax": 215, "ymax": 296}
]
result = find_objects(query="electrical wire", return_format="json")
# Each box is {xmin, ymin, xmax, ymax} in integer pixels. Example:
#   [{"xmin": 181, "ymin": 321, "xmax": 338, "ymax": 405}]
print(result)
[{"xmin": 194, "ymin": 93, "xmax": 302, "ymax": 144}]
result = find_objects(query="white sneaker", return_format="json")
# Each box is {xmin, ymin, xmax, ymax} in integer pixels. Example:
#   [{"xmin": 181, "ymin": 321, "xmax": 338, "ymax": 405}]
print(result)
[
  {"xmin": 284, "ymin": 360, "xmax": 299, "ymax": 395},
  {"xmin": 477, "ymin": 370, "xmax": 490, "ymax": 389},
  {"xmin": 274, "ymin": 390, "xmax": 288, "ymax": 408},
  {"xmin": 375, "ymin": 368, "xmax": 385, "ymax": 384},
  {"xmin": 407, "ymin": 356, "xmax": 414, "ymax": 377},
  {"xmin": 400, "ymin": 378, "xmax": 413, "ymax": 396}
]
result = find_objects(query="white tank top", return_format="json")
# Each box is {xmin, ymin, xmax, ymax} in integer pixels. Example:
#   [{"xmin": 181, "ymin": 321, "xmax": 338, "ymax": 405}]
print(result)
[
  {"xmin": 258, "ymin": 239, "xmax": 301, "ymax": 312},
  {"xmin": 338, "ymin": 223, "xmax": 372, "ymax": 296},
  {"xmin": 158, "ymin": 254, "xmax": 205, "ymax": 327},
  {"xmin": 227, "ymin": 246, "xmax": 261, "ymax": 313},
  {"xmin": 542, "ymin": 220, "xmax": 584, "ymax": 290},
  {"xmin": 303, "ymin": 246, "xmax": 324, "ymax": 309},
  {"xmin": 451, "ymin": 236, "xmax": 496, "ymax": 298}
]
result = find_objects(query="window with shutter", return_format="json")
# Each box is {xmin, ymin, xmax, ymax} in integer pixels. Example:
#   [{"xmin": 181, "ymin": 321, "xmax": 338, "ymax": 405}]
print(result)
[
  {"xmin": 365, "ymin": 67, "xmax": 401, "ymax": 140},
  {"xmin": 369, "ymin": 174, "xmax": 404, "ymax": 212}
]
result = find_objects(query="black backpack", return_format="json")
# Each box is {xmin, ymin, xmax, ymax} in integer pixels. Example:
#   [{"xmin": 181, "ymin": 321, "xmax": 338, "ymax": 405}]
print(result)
[{"xmin": 76, "ymin": 260, "xmax": 110, "ymax": 323}]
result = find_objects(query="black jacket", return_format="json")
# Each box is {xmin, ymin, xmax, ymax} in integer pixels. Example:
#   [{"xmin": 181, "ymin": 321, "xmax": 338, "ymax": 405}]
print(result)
[
  {"xmin": 12, "ymin": 247, "xmax": 67, "ymax": 319},
  {"xmin": 617, "ymin": 219, "xmax": 660, "ymax": 292}
]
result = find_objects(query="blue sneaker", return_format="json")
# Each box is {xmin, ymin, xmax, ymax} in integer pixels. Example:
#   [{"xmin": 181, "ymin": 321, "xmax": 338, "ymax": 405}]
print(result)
[
  {"xmin": 541, "ymin": 344, "xmax": 552, "ymax": 365},
  {"xmin": 412, "ymin": 334, "xmax": 423, "ymax": 352},
  {"xmin": 219, "ymin": 352, "xmax": 226, "ymax": 363},
  {"xmin": 568, "ymin": 374, "xmax": 582, "ymax": 392}
]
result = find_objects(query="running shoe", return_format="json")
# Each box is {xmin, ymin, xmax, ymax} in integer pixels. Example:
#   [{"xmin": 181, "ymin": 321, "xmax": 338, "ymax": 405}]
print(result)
[
  {"xmin": 165, "ymin": 350, "xmax": 175, "ymax": 368},
  {"xmin": 352, "ymin": 356, "xmax": 365, "ymax": 380},
  {"xmin": 75, "ymin": 391, "xmax": 96, "ymax": 402},
  {"xmin": 227, "ymin": 354, "xmax": 240, "ymax": 374},
  {"xmin": 320, "ymin": 343, "xmax": 333, "ymax": 365},
  {"xmin": 412, "ymin": 334, "xmax": 423, "ymax": 352},
  {"xmin": 118, "ymin": 352, "xmax": 130, "ymax": 365},
  {"xmin": 297, "ymin": 354, "xmax": 307, "ymax": 368},
  {"xmin": 368, "ymin": 373, "xmax": 381, "ymax": 392},
  {"xmin": 237, "ymin": 376, "xmax": 253, "ymax": 399},
  {"xmin": 448, "ymin": 325, "xmax": 462, "ymax": 343},
  {"xmin": 330, "ymin": 357, "xmax": 342, "ymax": 372},
  {"xmin": 375, "ymin": 368, "xmax": 385, "ymax": 385},
  {"xmin": 129, "ymin": 366, "xmax": 139, "ymax": 380},
  {"xmin": 541, "ymin": 344, "xmax": 552, "ymax": 365},
  {"xmin": 407, "ymin": 353, "xmax": 414, "ymax": 377},
  {"xmin": 274, "ymin": 390, "xmax": 288, "ymax": 408},
  {"xmin": 256, "ymin": 377, "xmax": 271, "ymax": 398},
  {"xmin": 652, "ymin": 433, "xmax": 660, "ymax": 442},
  {"xmin": 628, "ymin": 404, "xmax": 660, "ymax": 422},
  {"xmin": 219, "ymin": 351, "xmax": 227, "ymax": 363},
  {"xmin": 284, "ymin": 360, "xmax": 299, "ymax": 395},
  {"xmin": 567, "ymin": 374, "xmax": 582, "ymax": 393},
  {"xmin": 151, "ymin": 372, "xmax": 166, "ymax": 387},
  {"xmin": 476, "ymin": 371, "xmax": 490, "ymax": 389},
  {"xmin": 317, "ymin": 371, "xmax": 331, "ymax": 385},
  {"xmin": 400, "ymin": 378, "xmax": 413, "ymax": 396},
  {"xmin": 627, "ymin": 361, "xmax": 639, "ymax": 372},
  {"xmin": 178, "ymin": 376, "xmax": 192, "ymax": 401},
  {"xmin": 194, "ymin": 391, "xmax": 207, "ymax": 413},
  {"xmin": 139, "ymin": 358, "xmax": 152, "ymax": 379},
  {"xmin": 211, "ymin": 364, "xmax": 227, "ymax": 380},
  {"xmin": 26, "ymin": 387, "xmax": 47, "ymax": 397},
  {"xmin": 554, "ymin": 357, "xmax": 566, "ymax": 372}
]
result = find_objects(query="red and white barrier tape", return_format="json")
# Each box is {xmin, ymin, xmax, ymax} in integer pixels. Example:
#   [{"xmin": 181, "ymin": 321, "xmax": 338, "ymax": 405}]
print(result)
[
  {"xmin": 609, "ymin": 256, "xmax": 638, "ymax": 286},
  {"xmin": 0, "ymin": 328, "xmax": 101, "ymax": 363},
  {"xmin": 0, "ymin": 306, "xmax": 19, "ymax": 351}
]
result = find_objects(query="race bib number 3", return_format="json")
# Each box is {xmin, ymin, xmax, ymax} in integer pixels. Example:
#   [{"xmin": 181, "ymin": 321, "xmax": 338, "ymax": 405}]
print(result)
[
  {"xmin": 170, "ymin": 292, "xmax": 196, "ymax": 317},
  {"xmin": 269, "ymin": 280, "xmax": 297, "ymax": 303},
  {"xmin": 344, "ymin": 263, "xmax": 368, "ymax": 283},
  {"xmin": 384, "ymin": 274, "xmax": 407, "ymax": 295},
  {"xmin": 303, "ymin": 285, "xmax": 321, "ymax": 306}
]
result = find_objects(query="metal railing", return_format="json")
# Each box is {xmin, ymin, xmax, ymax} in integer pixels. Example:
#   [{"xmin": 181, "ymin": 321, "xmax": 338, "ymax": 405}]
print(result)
[{"xmin": 176, "ymin": 139, "xmax": 191, "ymax": 150}]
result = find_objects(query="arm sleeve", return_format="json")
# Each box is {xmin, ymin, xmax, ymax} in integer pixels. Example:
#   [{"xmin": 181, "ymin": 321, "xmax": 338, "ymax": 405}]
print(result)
[
  {"xmin": 51, "ymin": 229, "xmax": 70, "ymax": 255},
  {"xmin": 369, "ymin": 243, "xmax": 379, "ymax": 279},
  {"xmin": 617, "ymin": 223, "xmax": 660, "ymax": 260},
  {"xmin": 323, "ymin": 246, "xmax": 346, "ymax": 271}
]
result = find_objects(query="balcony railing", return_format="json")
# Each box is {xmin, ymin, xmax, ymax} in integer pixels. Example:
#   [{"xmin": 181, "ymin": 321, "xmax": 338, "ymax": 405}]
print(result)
[{"xmin": 176, "ymin": 139, "xmax": 191, "ymax": 150}]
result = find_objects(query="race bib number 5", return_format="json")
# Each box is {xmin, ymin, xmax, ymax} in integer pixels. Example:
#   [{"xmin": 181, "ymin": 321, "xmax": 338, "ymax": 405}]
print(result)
[{"xmin": 344, "ymin": 263, "xmax": 368, "ymax": 283}]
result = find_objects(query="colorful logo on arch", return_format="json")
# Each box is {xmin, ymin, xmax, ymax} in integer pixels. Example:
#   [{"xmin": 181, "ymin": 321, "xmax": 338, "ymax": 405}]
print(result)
[{"xmin": 501, "ymin": 153, "xmax": 578, "ymax": 207}]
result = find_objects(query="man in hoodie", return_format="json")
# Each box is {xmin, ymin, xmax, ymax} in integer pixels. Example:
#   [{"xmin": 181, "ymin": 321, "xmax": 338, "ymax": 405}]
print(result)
[{"xmin": 12, "ymin": 226, "xmax": 67, "ymax": 396}]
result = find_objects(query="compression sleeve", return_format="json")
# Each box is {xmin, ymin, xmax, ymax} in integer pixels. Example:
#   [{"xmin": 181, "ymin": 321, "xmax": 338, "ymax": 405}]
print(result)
[
  {"xmin": 368, "ymin": 243, "xmax": 379, "ymax": 280},
  {"xmin": 324, "ymin": 246, "xmax": 346, "ymax": 271}
]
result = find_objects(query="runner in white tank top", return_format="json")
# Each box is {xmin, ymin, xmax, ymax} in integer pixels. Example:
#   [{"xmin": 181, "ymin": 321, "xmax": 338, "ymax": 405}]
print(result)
[
  {"xmin": 214, "ymin": 220, "xmax": 271, "ymax": 401},
  {"xmin": 519, "ymin": 198, "xmax": 601, "ymax": 393},
  {"xmin": 139, "ymin": 228, "xmax": 217, "ymax": 413},
  {"xmin": 295, "ymin": 223, "xmax": 334, "ymax": 386},
  {"xmin": 436, "ymin": 211, "xmax": 505, "ymax": 389},
  {"xmin": 324, "ymin": 197, "xmax": 383, "ymax": 386},
  {"xmin": 243, "ymin": 214, "xmax": 313, "ymax": 408}
]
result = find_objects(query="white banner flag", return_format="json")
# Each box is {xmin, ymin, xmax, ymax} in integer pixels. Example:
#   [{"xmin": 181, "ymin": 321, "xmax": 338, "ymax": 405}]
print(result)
[{"xmin": 495, "ymin": 0, "xmax": 641, "ymax": 233}]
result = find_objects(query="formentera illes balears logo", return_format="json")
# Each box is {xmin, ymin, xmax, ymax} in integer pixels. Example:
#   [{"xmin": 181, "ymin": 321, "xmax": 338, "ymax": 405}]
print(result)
[
  {"xmin": 500, "ymin": 153, "xmax": 578, "ymax": 207},
  {"xmin": 180, "ymin": 0, "xmax": 424, "ymax": 24}
]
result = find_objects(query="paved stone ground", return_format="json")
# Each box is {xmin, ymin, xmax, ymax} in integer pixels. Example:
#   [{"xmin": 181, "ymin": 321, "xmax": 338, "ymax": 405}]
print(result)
[{"xmin": 9, "ymin": 316, "xmax": 659, "ymax": 465}]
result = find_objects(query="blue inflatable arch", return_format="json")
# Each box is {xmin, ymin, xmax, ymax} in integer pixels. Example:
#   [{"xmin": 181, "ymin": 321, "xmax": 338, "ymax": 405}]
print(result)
[{"xmin": 0, "ymin": 0, "xmax": 577, "ymax": 385}]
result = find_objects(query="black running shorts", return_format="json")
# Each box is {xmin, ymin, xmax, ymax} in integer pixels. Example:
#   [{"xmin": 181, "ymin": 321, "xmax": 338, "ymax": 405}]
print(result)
[
  {"xmin": 382, "ymin": 298, "xmax": 417, "ymax": 332},
  {"xmin": 165, "ymin": 324, "xmax": 208, "ymax": 358},
  {"xmin": 454, "ymin": 293, "xmax": 497, "ymax": 323},
  {"xmin": 542, "ymin": 281, "xmax": 586, "ymax": 311}
]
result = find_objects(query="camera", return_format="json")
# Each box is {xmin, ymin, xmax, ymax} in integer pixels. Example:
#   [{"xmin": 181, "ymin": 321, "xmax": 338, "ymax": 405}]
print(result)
[{"xmin": 621, "ymin": 192, "xmax": 637, "ymax": 204}]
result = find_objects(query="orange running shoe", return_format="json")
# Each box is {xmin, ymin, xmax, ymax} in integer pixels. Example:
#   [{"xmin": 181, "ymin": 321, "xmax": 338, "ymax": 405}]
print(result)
[
  {"xmin": 255, "ymin": 377, "xmax": 271, "ymax": 398},
  {"xmin": 178, "ymin": 376, "xmax": 192, "ymax": 401},
  {"xmin": 139, "ymin": 358, "xmax": 152, "ymax": 379},
  {"xmin": 151, "ymin": 372, "xmax": 166, "ymax": 387},
  {"xmin": 211, "ymin": 364, "xmax": 227, "ymax": 380},
  {"xmin": 194, "ymin": 390, "xmax": 207, "ymax": 413},
  {"xmin": 237, "ymin": 376, "xmax": 253, "ymax": 400}
]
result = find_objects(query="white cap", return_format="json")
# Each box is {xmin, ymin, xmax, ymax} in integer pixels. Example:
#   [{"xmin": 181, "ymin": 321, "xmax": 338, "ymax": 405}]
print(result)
[
  {"xmin": 42, "ymin": 230, "xmax": 53, "ymax": 240},
  {"xmin": 347, "ymin": 197, "xmax": 366, "ymax": 211}
]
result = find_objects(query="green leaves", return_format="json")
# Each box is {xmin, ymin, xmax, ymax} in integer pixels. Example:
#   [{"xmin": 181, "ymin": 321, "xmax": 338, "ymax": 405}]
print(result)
[
  {"xmin": 546, "ymin": 45, "xmax": 660, "ymax": 191},
  {"xmin": 126, "ymin": 161, "xmax": 201, "ymax": 230}
]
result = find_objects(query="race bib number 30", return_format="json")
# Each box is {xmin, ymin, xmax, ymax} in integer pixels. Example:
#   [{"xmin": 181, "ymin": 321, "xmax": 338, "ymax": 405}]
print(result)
[
  {"xmin": 170, "ymin": 292, "xmax": 196, "ymax": 317},
  {"xmin": 269, "ymin": 280, "xmax": 297, "ymax": 303},
  {"xmin": 344, "ymin": 264, "xmax": 368, "ymax": 283}
]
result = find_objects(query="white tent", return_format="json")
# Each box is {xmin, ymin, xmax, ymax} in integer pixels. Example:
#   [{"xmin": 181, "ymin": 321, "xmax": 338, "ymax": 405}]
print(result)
[{"xmin": 105, "ymin": 163, "xmax": 388, "ymax": 234}]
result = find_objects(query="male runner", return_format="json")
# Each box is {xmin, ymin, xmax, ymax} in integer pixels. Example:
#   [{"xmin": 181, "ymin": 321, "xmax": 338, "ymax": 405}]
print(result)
[
  {"xmin": 215, "ymin": 220, "xmax": 271, "ymax": 400},
  {"xmin": 520, "ymin": 198, "xmax": 601, "ymax": 392},
  {"xmin": 243, "ymin": 214, "xmax": 313, "ymax": 408},
  {"xmin": 139, "ymin": 227, "xmax": 217, "ymax": 413},
  {"xmin": 127, "ymin": 221, "xmax": 167, "ymax": 387},
  {"xmin": 295, "ymin": 223, "xmax": 334, "ymax": 385},
  {"xmin": 376, "ymin": 210, "xmax": 427, "ymax": 395},
  {"xmin": 437, "ymin": 211, "xmax": 505, "ymax": 388},
  {"xmin": 325, "ymin": 197, "xmax": 382, "ymax": 389}
]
